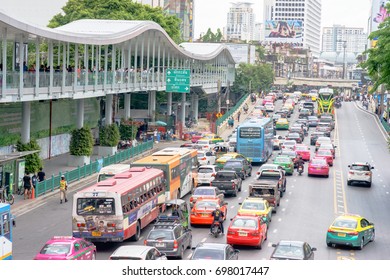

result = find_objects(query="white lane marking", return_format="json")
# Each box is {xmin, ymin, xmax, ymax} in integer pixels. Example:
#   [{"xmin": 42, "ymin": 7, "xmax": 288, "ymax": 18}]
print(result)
[
  {"xmin": 201, "ymin": 238, "xmax": 207, "ymax": 243},
  {"xmin": 278, "ymin": 218, "xmax": 282, "ymax": 222},
  {"xmin": 293, "ymin": 179, "xmax": 297, "ymax": 182},
  {"xmin": 230, "ymin": 205, "xmax": 235, "ymax": 209},
  {"xmin": 187, "ymin": 253, "xmax": 193, "ymax": 259},
  {"xmin": 268, "ymin": 242, "xmax": 273, "ymax": 247},
  {"xmin": 291, "ymin": 185, "xmax": 295, "ymax": 188},
  {"xmin": 378, "ymin": 174, "xmax": 381, "ymax": 177},
  {"xmin": 14, "ymin": 201, "xmax": 48, "ymax": 217},
  {"xmin": 273, "ymin": 229, "xmax": 278, "ymax": 233},
  {"xmin": 380, "ymin": 179, "xmax": 383, "ymax": 182},
  {"xmin": 386, "ymin": 192, "xmax": 389, "ymax": 195},
  {"xmin": 139, "ymin": 236, "xmax": 144, "ymax": 241},
  {"xmin": 337, "ymin": 200, "xmax": 344, "ymax": 203},
  {"xmin": 285, "ymin": 199, "xmax": 289, "ymax": 202},
  {"xmin": 244, "ymin": 189, "xmax": 248, "ymax": 192},
  {"xmin": 238, "ymin": 197, "xmax": 242, "ymax": 200},
  {"xmin": 281, "ymin": 208, "xmax": 286, "ymax": 212}
]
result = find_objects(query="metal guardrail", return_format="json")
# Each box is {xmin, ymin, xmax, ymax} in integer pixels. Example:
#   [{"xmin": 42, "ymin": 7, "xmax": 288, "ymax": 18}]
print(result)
[
  {"xmin": 216, "ymin": 93, "xmax": 250, "ymax": 127},
  {"xmin": 34, "ymin": 141, "xmax": 154, "ymax": 197},
  {"xmin": 381, "ymin": 119, "xmax": 390, "ymax": 134}
]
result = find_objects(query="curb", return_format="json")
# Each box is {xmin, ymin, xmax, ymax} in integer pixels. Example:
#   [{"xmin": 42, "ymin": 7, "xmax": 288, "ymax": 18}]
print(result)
[{"xmin": 354, "ymin": 102, "xmax": 389, "ymax": 138}]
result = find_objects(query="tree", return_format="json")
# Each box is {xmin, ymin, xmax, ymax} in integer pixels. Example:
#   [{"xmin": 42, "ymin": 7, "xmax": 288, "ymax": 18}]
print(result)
[
  {"xmin": 201, "ymin": 28, "xmax": 223, "ymax": 43},
  {"xmin": 231, "ymin": 63, "xmax": 274, "ymax": 100},
  {"xmin": 16, "ymin": 139, "xmax": 42, "ymax": 174},
  {"xmin": 361, "ymin": 3, "xmax": 390, "ymax": 92},
  {"xmin": 48, "ymin": 0, "xmax": 182, "ymax": 43}
]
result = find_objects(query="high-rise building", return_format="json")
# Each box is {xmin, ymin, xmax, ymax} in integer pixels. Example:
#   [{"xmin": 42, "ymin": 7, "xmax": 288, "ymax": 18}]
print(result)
[
  {"xmin": 322, "ymin": 25, "xmax": 367, "ymax": 54},
  {"xmin": 263, "ymin": 0, "xmax": 322, "ymax": 57},
  {"xmin": 226, "ymin": 2, "xmax": 256, "ymax": 42},
  {"xmin": 135, "ymin": 0, "xmax": 194, "ymax": 42}
]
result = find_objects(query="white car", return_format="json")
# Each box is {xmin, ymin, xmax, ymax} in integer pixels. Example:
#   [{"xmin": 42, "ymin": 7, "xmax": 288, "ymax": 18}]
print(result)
[
  {"xmin": 109, "ymin": 245, "xmax": 167, "ymax": 260},
  {"xmin": 281, "ymin": 140, "xmax": 297, "ymax": 151},
  {"xmin": 196, "ymin": 139, "xmax": 215, "ymax": 151},
  {"xmin": 347, "ymin": 162, "xmax": 374, "ymax": 187},
  {"xmin": 197, "ymin": 165, "xmax": 220, "ymax": 186},
  {"xmin": 197, "ymin": 150, "xmax": 216, "ymax": 165},
  {"xmin": 264, "ymin": 103, "xmax": 275, "ymax": 112}
]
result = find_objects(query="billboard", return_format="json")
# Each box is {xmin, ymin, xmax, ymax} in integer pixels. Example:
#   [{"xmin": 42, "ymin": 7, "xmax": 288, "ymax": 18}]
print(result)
[
  {"xmin": 226, "ymin": 44, "xmax": 256, "ymax": 65},
  {"xmin": 264, "ymin": 20, "xmax": 303, "ymax": 43},
  {"xmin": 371, "ymin": 0, "xmax": 390, "ymax": 32}
]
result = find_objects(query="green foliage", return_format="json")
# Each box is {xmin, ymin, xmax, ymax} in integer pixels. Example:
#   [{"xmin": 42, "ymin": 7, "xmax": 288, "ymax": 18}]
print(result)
[
  {"xmin": 47, "ymin": 0, "xmax": 182, "ymax": 43},
  {"xmin": 201, "ymin": 28, "xmax": 223, "ymax": 42},
  {"xmin": 0, "ymin": 127, "xmax": 20, "ymax": 146},
  {"xmin": 16, "ymin": 139, "xmax": 42, "ymax": 174},
  {"xmin": 231, "ymin": 63, "xmax": 274, "ymax": 99},
  {"xmin": 119, "ymin": 119, "xmax": 139, "ymax": 140},
  {"xmin": 69, "ymin": 126, "xmax": 94, "ymax": 156},
  {"xmin": 99, "ymin": 124, "xmax": 120, "ymax": 147},
  {"xmin": 362, "ymin": 3, "xmax": 390, "ymax": 92}
]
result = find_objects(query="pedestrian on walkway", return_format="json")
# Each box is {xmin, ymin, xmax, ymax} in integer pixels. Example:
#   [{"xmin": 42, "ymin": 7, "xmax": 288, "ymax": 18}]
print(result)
[
  {"xmin": 23, "ymin": 172, "xmax": 32, "ymax": 200},
  {"xmin": 237, "ymin": 111, "xmax": 241, "ymax": 122},
  {"xmin": 59, "ymin": 175, "xmax": 68, "ymax": 204},
  {"xmin": 37, "ymin": 167, "xmax": 45, "ymax": 182}
]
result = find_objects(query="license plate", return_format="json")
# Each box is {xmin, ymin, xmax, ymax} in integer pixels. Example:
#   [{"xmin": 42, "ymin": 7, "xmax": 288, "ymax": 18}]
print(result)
[
  {"xmin": 155, "ymin": 243, "xmax": 165, "ymax": 248},
  {"xmin": 316, "ymin": 168, "xmax": 321, "ymax": 170},
  {"xmin": 92, "ymin": 231, "xmax": 101, "ymax": 237},
  {"xmin": 202, "ymin": 214, "xmax": 209, "ymax": 217},
  {"xmin": 238, "ymin": 232, "xmax": 248, "ymax": 237},
  {"xmin": 338, "ymin": 233, "xmax": 346, "ymax": 237}
]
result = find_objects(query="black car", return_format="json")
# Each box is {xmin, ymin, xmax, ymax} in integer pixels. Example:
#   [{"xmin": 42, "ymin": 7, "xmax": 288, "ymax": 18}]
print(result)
[
  {"xmin": 145, "ymin": 219, "xmax": 192, "ymax": 259},
  {"xmin": 270, "ymin": 240, "xmax": 316, "ymax": 260},
  {"xmin": 310, "ymin": 131, "xmax": 325, "ymax": 145},
  {"xmin": 191, "ymin": 243, "xmax": 239, "ymax": 260},
  {"xmin": 223, "ymin": 158, "xmax": 252, "ymax": 180}
]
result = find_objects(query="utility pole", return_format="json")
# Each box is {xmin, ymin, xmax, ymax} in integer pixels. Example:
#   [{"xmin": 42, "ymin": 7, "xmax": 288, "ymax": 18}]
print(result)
[
  {"xmin": 343, "ymin": 41, "xmax": 347, "ymax": 79},
  {"xmin": 217, "ymin": 79, "xmax": 221, "ymax": 113},
  {"xmin": 226, "ymin": 81, "xmax": 230, "ymax": 111}
]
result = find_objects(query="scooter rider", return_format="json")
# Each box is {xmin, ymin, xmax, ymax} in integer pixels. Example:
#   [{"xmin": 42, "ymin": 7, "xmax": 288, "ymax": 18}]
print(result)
[
  {"xmin": 296, "ymin": 156, "xmax": 305, "ymax": 172},
  {"xmin": 210, "ymin": 205, "xmax": 225, "ymax": 235}
]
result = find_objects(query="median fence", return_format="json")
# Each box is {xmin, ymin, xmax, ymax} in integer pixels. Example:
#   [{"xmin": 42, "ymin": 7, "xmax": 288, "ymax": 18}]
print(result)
[
  {"xmin": 216, "ymin": 93, "xmax": 250, "ymax": 136},
  {"xmin": 34, "ymin": 141, "xmax": 154, "ymax": 197}
]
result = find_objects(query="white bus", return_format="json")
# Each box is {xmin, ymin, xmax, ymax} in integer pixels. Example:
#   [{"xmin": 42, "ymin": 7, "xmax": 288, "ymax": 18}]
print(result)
[{"xmin": 97, "ymin": 164, "xmax": 130, "ymax": 182}]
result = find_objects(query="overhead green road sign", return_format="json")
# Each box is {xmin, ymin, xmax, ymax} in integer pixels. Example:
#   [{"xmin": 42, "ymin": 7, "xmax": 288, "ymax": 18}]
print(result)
[{"xmin": 166, "ymin": 68, "xmax": 191, "ymax": 93}]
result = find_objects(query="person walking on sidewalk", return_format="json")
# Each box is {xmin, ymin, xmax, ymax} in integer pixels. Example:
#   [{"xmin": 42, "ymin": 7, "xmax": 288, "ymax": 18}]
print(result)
[
  {"xmin": 59, "ymin": 175, "xmax": 68, "ymax": 204},
  {"xmin": 237, "ymin": 111, "xmax": 241, "ymax": 122},
  {"xmin": 37, "ymin": 167, "xmax": 45, "ymax": 182},
  {"xmin": 23, "ymin": 172, "xmax": 33, "ymax": 200}
]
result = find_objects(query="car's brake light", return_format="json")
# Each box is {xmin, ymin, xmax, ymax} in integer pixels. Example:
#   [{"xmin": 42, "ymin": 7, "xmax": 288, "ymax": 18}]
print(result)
[
  {"xmin": 348, "ymin": 232, "xmax": 359, "ymax": 236},
  {"xmin": 365, "ymin": 172, "xmax": 371, "ymax": 176},
  {"xmin": 228, "ymin": 230, "xmax": 236, "ymax": 235},
  {"xmin": 349, "ymin": 171, "xmax": 354, "ymax": 175},
  {"xmin": 327, "ymin": 229, "xmax": 336, "ymax": 233},
  {"xmin": 251, "ymin": 232, "xmax": 260, "ymax": 236},
  {"xmin": 144, "ymin": 240, "xmax": 147, "ymax": 245},
  {"xmin": 107, "ymin": 223, "xmax": 116, "ymax": 227},
  {"xmin": 173, "ymin": 240, "xmax": 179, "ymax": 249},
  {"xmin": 77, "ymin": 223, "xmax": 86, "ymax": 228},
  {"xmin": 190, "ymin": 197, "xmax": 194, "ymax": 202}
]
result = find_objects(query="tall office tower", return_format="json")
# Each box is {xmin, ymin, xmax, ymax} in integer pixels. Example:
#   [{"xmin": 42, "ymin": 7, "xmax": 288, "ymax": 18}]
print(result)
[
  {"xmin": 135, "ymin": 0, "xmax": 194, "ymax": 42},
  {"xmin": 322, "ymin": 25, "xmax": 367, "ymax": 54},
  {"xmin": 264, "ymin": 0, "xmax": 322, "ymax": 57},
  {"xmin": 226, "ymin": 2, "xmax": 256, "ymax": 42}
]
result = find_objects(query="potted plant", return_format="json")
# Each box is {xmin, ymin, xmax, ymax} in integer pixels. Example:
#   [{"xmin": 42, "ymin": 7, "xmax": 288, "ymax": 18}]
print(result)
[
  {"xmin": 69, "ymin": 126, "xmax": 94, "ymax": 166},
  {"xmin": 98, "ymin": 123, "xmax": 120, "ymax": 156}
]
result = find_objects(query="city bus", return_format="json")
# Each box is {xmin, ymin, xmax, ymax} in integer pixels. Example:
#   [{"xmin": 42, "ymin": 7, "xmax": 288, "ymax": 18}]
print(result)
[
  {"xmin": 131, "ymin": 148, "xmax": 199, "ymax": 200},
  {"xmin": 97, "ymin": 164, "xmax": 130, "ymax": 182},
  {"xmin": 236, "ymin": 118, "xmax": 274, "ymax": 163},
  {"xmin": 0, "ymin": 203, "xmax": 15, "ymax": 260},
  {"xmin": 72, "ymin": 167, "xmax": 165, "ymax": 242},
  {"xmin": 317, "ymin": 88, "xmax": 335, "ymax": 115}
]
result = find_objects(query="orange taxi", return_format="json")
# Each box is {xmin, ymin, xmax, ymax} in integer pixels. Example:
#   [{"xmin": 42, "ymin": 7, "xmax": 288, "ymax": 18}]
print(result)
[{"xmin": 190, "ymin": 198, "xmax": 227, "ymax": 226}]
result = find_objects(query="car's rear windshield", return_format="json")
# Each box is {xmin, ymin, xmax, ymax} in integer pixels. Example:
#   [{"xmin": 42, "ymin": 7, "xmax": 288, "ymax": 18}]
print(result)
[
  {"xmin": 148, "ymin": 230, "xmax": 174, "ymax": 240},
  {"xmin": 195, "ymin": 201, "xmax": 218, "ymax": 209},
  {"xmin": 216, "ymin": 172, "xmax": 235, "ymax": 179},
  {"xmin": 40, "ymin": 244, "xmax": 71, "ymax": 255},
  {"xmin": 199, "ymin": 168, "xmax": 213, "ymax": 173},
  {"xmin": 232, "ymin": 218, "xmax": 258, "ymax": 229},
  {"xmin": 273, "ymin": 245, "xmax": 304, "ymax": 259},
  {"xmin": 241, "ymin": 201, "xmax": 265, "ymax": 211},
  {"xmin": 312, "ymin": 159, "xmax": 327, "ymax": 165},
  {"xmin": 192, "ymin": 249, "xmax": 224, "ymax": 260},
  {"xmin": 275, "ymin": 157, "xmax": 290, "ymax": 163},
  {"xmin": 351, "ymin": 165, "xmax": 370, "ymax": 171},
  {"xmin": 224, "ymin": 161, "xmax": 242, "ymax": 168},
  {"xmin": 332, "ymin": 219, "xmax": 357, "ymax": 229},
  {"xmin": 193, "ymin": 188, "xmax": 215, "ymax": 196}
]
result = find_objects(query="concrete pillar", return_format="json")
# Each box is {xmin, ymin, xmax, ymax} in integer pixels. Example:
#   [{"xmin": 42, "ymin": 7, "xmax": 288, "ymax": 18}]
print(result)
[
  {"xmin": 194, "ymin": 94, "xmax": 199, "ymax": 121},
  {"xmin": 181, "ymin": 92, "xmax": 186, "ymax": 130},
  {"xmin": 191, "ymin": 93, "xmax": 195, "ymax": 119},
  {"xmin": 77, "ymin": 99, "xmax": 84, "ymax": 129},
  {"xmin": 21, "ymin": 102, "xmax": 31, "ymax": 144},
  {"xmin": 124, "ymin": 93, "xmax": 131, "ymax": 119},
  {"xmin": 167, "ymin": 92, "xmax": 172, "ymax": 115},
  {"xmin": 105, "ymin": 94, "xmax": 113, "ymax": 125},
  {"xmin": 149, "ymin": 90, "xmax": 156, "ymax": 122}
]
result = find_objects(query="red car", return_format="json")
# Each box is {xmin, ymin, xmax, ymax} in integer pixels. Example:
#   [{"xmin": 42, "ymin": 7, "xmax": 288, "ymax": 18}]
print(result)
[
  {"xmin": 315, "ymin": 149, "xmax": 333, "ymax": 166},
  {"xmin": 308, "ymin": 157, "xmax": 329, "ymax": 178},
  {"xmin": 227, "ymin": 214, "xmax": 268, "ymax": 249},
  {"xmin": 190, "ymin": 198, "xmax": 227, "ymax": 225},
  {"xmin": 262, "ymin": 97, "xmax": 274, "ymax": 105},
  {"xmin": 295, "ymin": 144, "xmax": 311, "ymax": 161}
]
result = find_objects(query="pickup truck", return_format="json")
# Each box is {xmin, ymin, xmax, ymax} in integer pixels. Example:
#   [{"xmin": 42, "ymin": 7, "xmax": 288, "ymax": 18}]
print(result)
[
  {"xmin": 256, "ymin": 169, "xmax": 286, "ymax": 197},
  {"xmin": 210, "ymin": 170, "xmax": 242, "ymax": 197},
  {"xmin": 248, "ymin": 181, "xmax": 280, "ymax": 213}
]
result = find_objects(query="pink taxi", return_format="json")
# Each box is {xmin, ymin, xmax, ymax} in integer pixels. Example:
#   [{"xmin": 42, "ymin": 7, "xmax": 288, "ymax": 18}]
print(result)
[
  {"xmin": 295, "ymin": 144, "xmax": 311, "ymax": 161},
  {"xmin": 34, "ymin": 236, "xmax": 96, "ymax": 260},
  {"xmin": 308, "ymin": 157, "xmax": 329, "ymax": 178}
]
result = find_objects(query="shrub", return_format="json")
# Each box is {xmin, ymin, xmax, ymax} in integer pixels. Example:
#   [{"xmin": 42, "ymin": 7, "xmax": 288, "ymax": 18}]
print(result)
[
  {"xmin": 69, "ymin": 126, "xmax": 94, "ymax": 156},
  {"xmin": 99, "ymin": 124, "xmax": 120, "ymax": 147},
  {"xmin": 16, "ymin": 139, "xmax": 42, "ymax": 174}
]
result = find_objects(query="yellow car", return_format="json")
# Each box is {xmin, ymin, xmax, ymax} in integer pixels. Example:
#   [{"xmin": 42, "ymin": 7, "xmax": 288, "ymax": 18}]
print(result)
[
  {"xmin": 203, "ymin": 133, "xmax": 224, "ymax": 144},
  {"xmin": 275, "ymin": 118, "xmax": 289, "ymax": 130},
  {"xmin": 326, "ymin": 214, "xmax": 375, "ymax": 250},
  {"xmin": 216, "ymin": 152, "xmax": 247, "ymax": 168},
  {"xmin": 238, "ymin": 197, "xmax": 273, "ymax": 225}
]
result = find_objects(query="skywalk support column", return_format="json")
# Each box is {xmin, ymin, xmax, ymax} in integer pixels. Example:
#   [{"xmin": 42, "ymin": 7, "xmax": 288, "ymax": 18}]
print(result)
[
  {"xmin": 149, "ymin": 90, "xmax": 156, "ymax": 122},
  {"xmin": 194, "ymin": 94, "xmax": 199, "ymax": 121},
  {"xmin": 76, "ymin": 99, "xmax": 84, "ymax": 129},
  {"xmin": 191, "ymin": 93, "xmax": 195, "ymax": 120},
  {"xmin": 124, "ymin": 93, "xmax": 131, "ymax": 119},
  {"xmin": 105, "ymin": 94, "xmax": 113, "ymax": 125},
  {"xmin": 21, "ymin": 102, "xmax": 31, "ymax": 144},
  {"xmin": 181, "ymin": 92, "xmax": 186, "ymax": 136},
  {"xmin": 167, "ymin": 92, "xmax": 172, "ymax": 115}
]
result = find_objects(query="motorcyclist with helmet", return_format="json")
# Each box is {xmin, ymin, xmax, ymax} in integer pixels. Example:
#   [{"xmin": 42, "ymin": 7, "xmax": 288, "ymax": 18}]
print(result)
[
  {"xmin": 210, "ymin": 205, "xmax": 225, "ymax": 235},
  {"xmin": 296, "ymin": 155, "xmax": 305, "ymax": 173}
]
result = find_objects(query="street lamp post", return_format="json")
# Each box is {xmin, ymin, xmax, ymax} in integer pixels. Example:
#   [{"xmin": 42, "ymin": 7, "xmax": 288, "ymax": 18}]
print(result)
[{"xmin": 343, "ymin": 41, "xmax": 347, "ymax": 80}]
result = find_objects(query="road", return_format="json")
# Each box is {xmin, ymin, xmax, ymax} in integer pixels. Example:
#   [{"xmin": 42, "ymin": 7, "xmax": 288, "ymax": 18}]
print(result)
[{"xmin": 12, "ymin": 99, "xmax": 390, "ymax": 260}]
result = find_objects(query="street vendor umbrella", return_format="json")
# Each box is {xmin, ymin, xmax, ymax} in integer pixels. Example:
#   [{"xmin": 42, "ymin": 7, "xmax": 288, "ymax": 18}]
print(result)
[{"xmin": 155, "ymin": 120, "xmax": 167, "ymax": 126}]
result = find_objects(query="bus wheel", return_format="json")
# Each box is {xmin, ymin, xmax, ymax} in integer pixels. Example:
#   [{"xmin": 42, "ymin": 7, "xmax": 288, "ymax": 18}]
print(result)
[{"xmin": 131, "ymin": 221, "xmax": 141, "ymax": 241}]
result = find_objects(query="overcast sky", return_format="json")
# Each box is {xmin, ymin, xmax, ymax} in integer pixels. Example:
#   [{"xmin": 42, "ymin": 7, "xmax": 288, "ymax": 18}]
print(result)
[{"xmin": 0, "ymin": 0, "xmax": 372, "ymax": 39}]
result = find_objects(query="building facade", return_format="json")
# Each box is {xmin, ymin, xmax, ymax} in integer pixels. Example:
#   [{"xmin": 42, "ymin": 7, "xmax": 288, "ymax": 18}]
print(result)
[
  {"xmin": 263, "ymin": 0, "xmax": 322, "ymax": 57},
  {"xmin": 322, "ymin": 25, "xmax": 367, "ymax": 54},
  {"xmin": 135, "ymin": 0, "xmax": 194, "ymax": 42},
  {"xmin": 226, "ymin": 2, "xmax": 256, "ymax": 42}
]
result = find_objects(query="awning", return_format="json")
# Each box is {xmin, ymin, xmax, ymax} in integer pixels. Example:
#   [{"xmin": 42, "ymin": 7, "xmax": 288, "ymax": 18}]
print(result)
[{"xmin": 0, "ymin": 150, "xmax": 40, "ymax": 165}]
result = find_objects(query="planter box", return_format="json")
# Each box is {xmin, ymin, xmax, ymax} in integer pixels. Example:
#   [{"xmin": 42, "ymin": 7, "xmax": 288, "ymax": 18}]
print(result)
[
  {"xmin": 97, "ymin": 146, "xmax": 117, "ymax": 157},
  {"xmin": 68, "ymin": 155, "xmax": 91, "ymax": 166}
]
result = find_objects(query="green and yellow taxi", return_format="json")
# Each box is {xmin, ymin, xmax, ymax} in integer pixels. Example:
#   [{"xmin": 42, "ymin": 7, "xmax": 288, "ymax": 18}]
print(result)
[
  {"xmin": 273, "ymin": 155, "xmax": 294, "ymax": 175},
  {"xmin": 237, "ymin": 197, "xmax": 272, "ymax": 225},
  {"xmin": 216, "ymin": 152, "xmax": 247, "ymax": 169},
  {"xmin": 203, "ymin": 133, "xmax": 224, "ymax": 144},
  {"xmin": 326, "ymin": 214, "xmax": 375, "ymax": 250},
  {"xmin": 275, "ymin": 118, "xmax": 289, "ymax": 130}
]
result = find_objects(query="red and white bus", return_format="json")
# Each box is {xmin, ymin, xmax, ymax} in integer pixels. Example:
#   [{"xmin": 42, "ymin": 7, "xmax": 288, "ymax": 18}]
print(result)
[{"xmin": 72, "ymin": 167, "xmax": 165, "ymax": 242}]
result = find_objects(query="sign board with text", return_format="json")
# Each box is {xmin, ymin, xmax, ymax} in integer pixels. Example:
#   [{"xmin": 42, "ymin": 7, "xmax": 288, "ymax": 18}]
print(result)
[{"xmin": 166, "ymin": 69, "xmax": 191, "ymax": 93}]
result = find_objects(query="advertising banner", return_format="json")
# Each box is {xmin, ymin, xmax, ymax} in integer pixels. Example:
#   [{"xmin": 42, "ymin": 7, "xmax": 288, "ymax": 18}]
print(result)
[
  {"xmin": 371, "ymin": 0, "xmax": 390, "ymax": 33},
  {"xmin": 264, "ymin": 20, "xmax": 303, "ymax": 43}
]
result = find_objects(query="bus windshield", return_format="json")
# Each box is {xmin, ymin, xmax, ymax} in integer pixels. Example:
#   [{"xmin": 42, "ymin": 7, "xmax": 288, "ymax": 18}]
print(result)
[{"xmin": 239, "ymin": 127, "xmax": 261, "ymax": 138}]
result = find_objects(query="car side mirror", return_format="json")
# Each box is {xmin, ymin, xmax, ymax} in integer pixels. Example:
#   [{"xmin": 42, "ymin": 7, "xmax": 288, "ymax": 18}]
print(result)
[
  {"xmin": 312, "ymin": 247, "xmax": 317, "ymax": 252},
  {"xmin": 234, "ymin": 249, "xmax": 240, "ymax": 254},
  {"xmin": 271, "ymin": 244, "xmax": 277, "ymax": 248},
  {"xmin": 238, "ymin": 202, "xmax": 242, "ymax": 205},
  {"xmin": 348, "ymin": 165, "xmax": 351, "ymax": 168},
  {"xmin": 371, "ymin": 166, "xmax": 374, "ymax": 169}
]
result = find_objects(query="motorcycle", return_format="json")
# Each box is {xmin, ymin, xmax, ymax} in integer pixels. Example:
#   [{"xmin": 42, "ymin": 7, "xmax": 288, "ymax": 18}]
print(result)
[
  {"xmin": 210, "ymin": 222, "xmax": 222, "ymax": 238},
  {"xmin": 298, "ymin": 165, "xmax": 304, "ymax": 176}
]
